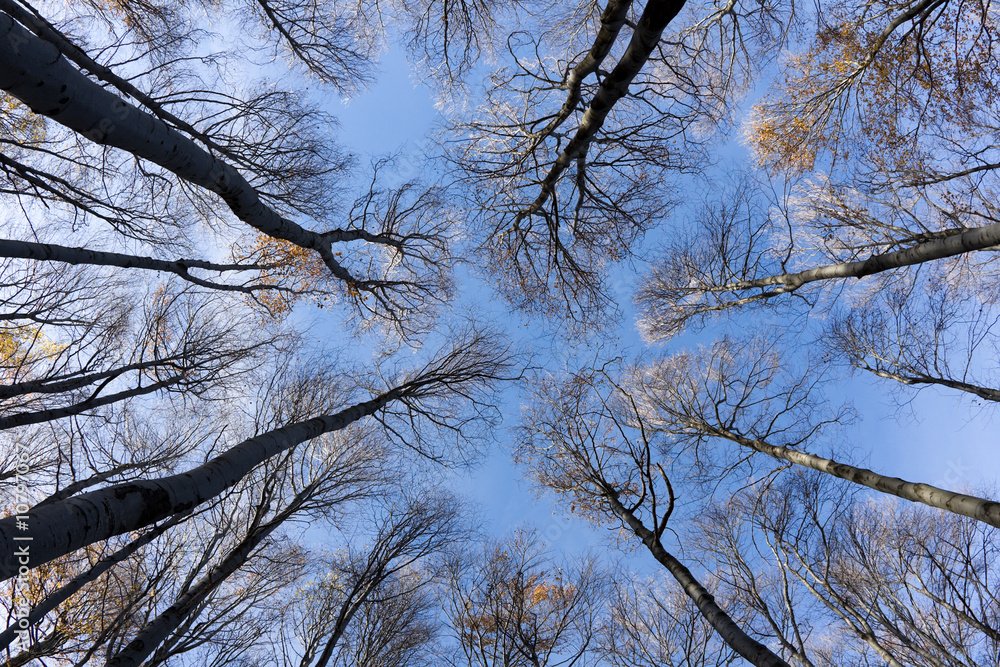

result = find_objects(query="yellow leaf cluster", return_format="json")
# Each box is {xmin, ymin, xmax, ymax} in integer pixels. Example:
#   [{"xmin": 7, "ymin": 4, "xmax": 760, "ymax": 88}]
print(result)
[
  {"xmin": 747, "ymin": 0, "xmax": 999, "ymax": 175},
  {"xmin": 230, "ymin": 232, "xmax": 331, "ymax": 319}
]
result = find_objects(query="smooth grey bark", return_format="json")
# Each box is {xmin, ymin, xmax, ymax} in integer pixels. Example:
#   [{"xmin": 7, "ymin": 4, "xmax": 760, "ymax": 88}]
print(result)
[
  {"xmin": 105, "ymin": 495, "xmax": 307, "ymax": 667},
  {"xmin": 0, "ymin": 0, "xmax": 237, "ymax": 161},
  {"xmin": 698, "ymin": 222, "xmax": 1000, "ymax": 298},
  {"xmin": 708, "ymin": 426, "xmax": 1000, "ymax": 528},
  {"xmin": 0, "ymin": 11, "xmax": 357, "ymax": 285},
  {"xmin": 862, "ymin": 367, "xmax": 1000, "ymax": 403},
  {"xmin": 0, "ymin": 355, "xmax": 188, "ymax": 402},
  {"xmin": 0, "ymin": 391, "xmax": 397, "ymax": 580},
  {"xmin": 602, "ymin": 488, "xmax": 790, "ymax": 667},
  {"xmin": 0, "ymin": 376, "xmax": 183, "ymax": 430},
  {"xmin": 513, "ymin": 0, "xmax": 688, "ymax": 224},
  {"xmin": 0, "ymin": 512, "xmax": 189, "ymax": 653},
  {"xmin": 308, "ymin": 579, "xmax": 367, "ymax": 667},
  {"xmin": 0, "ymin": 239, "xmax": 294, "ymax": 296},
  {"xmin": 526, "ymin": 0, "xmax": 633, "ymax": 153}
]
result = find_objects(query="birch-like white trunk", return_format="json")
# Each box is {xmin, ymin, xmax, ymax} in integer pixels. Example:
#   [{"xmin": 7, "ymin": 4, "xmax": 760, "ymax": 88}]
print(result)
[{"xmin": 0, "ymin": 392, "xmax": 396, "ymax": 580}]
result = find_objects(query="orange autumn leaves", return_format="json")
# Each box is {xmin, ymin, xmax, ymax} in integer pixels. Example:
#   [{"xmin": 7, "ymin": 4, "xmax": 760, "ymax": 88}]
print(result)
[
  {"xmin": 747, "ymin": 0, "xmax": 1000, "ymax": 174},
  {"xmin": 230, "ymin": 233, "xmax": 336, "ymax": 319}
]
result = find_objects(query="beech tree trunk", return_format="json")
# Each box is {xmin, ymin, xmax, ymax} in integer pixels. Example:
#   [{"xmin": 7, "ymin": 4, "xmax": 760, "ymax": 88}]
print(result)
[
  {"xmin": 515, "ymin": 0, "xmax": 688, "ymax": 222},
  {"xmin": 106, "ymin": 501, "xmax": 303, "ymax": 667},
  {"xmin": 712, "ymin": 427, "xmax": 1000, "ymax": 528},
  {"xmin": 0, "ymin": 377, "xmax": 183, "ymax": 431},
  {"xmin": 0, "ymin": 239, "xmax": 290, "ymax": 296},
  {"xmin": 0, "ymin": 391, "xmax": 398, "ymax": 580},
  {"xmin": 708, "ymin": 222, "xmax": 1000, "ymax": 295},
  {"xmin": 0, "ymin": 11, "xmax": 355, "ymax": 283},
  {"xmin": 602, "ymin": 489, "xmax": 790, "ymax": 667}
]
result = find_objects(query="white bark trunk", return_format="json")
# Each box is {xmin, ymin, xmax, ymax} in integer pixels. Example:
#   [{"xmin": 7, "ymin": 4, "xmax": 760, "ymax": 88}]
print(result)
[{"xmin": 714, "ymin": 427, "xmax": 1000, "ymax": 528}]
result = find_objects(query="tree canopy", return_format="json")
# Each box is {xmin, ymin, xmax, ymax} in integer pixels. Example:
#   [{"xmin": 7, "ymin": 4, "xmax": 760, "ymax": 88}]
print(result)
[{"xmin": 1, "ymin": 0, "xmax": 998, "ymax": 665}]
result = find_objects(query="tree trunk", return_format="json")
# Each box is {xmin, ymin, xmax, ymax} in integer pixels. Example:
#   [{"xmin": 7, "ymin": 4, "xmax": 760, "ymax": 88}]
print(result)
[
  {"xmin": 603, "ymin": 489, "xmax": 790, "ymax": 667},
  {"xmin": 0, "ymin": 377, "xmax": 183, "ymax": 431},
  {"xmin": 713, "ymin": 427, "xmax": 1000, "ymax": 528},
  {"xmin": 706, "ymin": 223, "xmax": 1000, "ymax": 295},
  {"xmin": 0, "ymin": 11, "xmax": 355, "ymax": 283},
  {"xmin": 0, "ymin": 512, "xmax": 188, "ymax": 652},
  {"xmin": 106, "ymin": 500, "xmax": 302, "ymax": 667},
  {"xmin": 515, "ymin": 0, "xmax": 688, "ymax": 222},
  {"xmin": 0, "ymin": 390, "xmax": 399, "ymax": 580},
  {"xmin": 0, "ymin": 239, "xmax": 290, "ymax": 296}
]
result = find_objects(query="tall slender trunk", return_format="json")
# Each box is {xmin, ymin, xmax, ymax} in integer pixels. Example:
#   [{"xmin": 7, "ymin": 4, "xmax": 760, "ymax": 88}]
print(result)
[
  {"xmin": 0, "ymin": 354, "xmax": 190, "ymax": 402},
  {"xmin": 0, "ymin": 239, "xmax": 291, "ymax": 296},
  {"xmin": 310, "ymin": 582, "xmax": 370, "ymax": 667},
  {"xmin": 711, "ymin": 426, "xmax": 1000, "ymax": 528},
  {"xmin": 862, "ymin": 366, "xmax": 1000, "ymax": 403},
  {"xmin": 0, "ymin": 390, "xmax": 399, "ymax": 580},
  {"xmin": 0, "ymin": 376, "xmax": 183, "ymax": 430},
  {"xmin": 0, "ymin": 11, "xmax": 356, "ymax": 284},
  {"xmin": 0, "ymin": 512, "xmax": 188, "ymax": 652},
  {"xmin": 515, "ymin": 0, "xmax": 688, "ymax": 222},
  {"xmin": 602, "ymin": 489, "xmax": 791, "ymax": 667},
  {"xmin": 703, "ymin": 223, "xmax": 1000, "ymax": 296},
  {"xmin": 106, "ymin": 499, "xmax": 304, "ymax": 667}
]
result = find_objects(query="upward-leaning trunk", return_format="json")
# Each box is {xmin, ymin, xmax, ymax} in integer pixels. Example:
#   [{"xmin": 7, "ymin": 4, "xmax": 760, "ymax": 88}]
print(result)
[
  {"xmin": 704, "ymin": 222, "xmax": 1000, "ymax": 297},
  {"xmin": 0, "ymin": 376, "xmax": 183, "ymax": 431},
  {"xmin": 0, "ymin": 512, "xmax": 188, "ymax": 653},
  {"xmin": 0, "ymin": 11, "xmax": 356, "ymax": 284},
  {"xmin": 711, "ymin": 426, "xmax": 1000, "ymax": 528},
  {"xmin": 0, "ymin": 239, "xmax": 291, "ymax": 296},
  {"xmin": 106, "ymin": 494, "xmax": 309, "ymax": 667},
  {"xmin": 602, "ymin": 489, "xmax": 791, "ymax": 667},
  {"xmin": 515, "ymin": 0, "xmax": 688, "ymax": 222},
  {"xmin": 0, "ymin": 390, "xmax": 399, "ymax": 580}
]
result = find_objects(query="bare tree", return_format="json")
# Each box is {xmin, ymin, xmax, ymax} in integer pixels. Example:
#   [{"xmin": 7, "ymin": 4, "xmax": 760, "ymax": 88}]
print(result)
[
  {"xmin": 440, "ymin": 530, "xmax": 608, "ymax": 667},
  {"xmin": 824, "ymin": 285, "xmax": 1000, "ymax": 404},
  {"xmin": 599, "ymin": 573, "xmax": 740, "ymax": 667},
  {"xmin": 627, "ymin": 335, "xmax": 1000, "ymax": 527},
  {"xmin": 0, "ymin": 327, "xmax": 514, "ymax": 580},
  {"xmin": 103, "ymin": 424, "xmax": 386, "ymax": 667},
  {"xmin": 325, "ymin": 570, "xmax": 439, "ymax": 667},
  {"xmin": 693, "ymin": 470, "xmax": 1000, "ymax": 666},
  {"xmin": 518, "ymin": 366, "xmax": 790, "ymax": 667},
  {"xmin": 282, "ymin": 490, "xmax": 463, "ymax": 667},
  {"xmin": 0, "ymin": 9, "xmax": 453, "ymax": 336}
]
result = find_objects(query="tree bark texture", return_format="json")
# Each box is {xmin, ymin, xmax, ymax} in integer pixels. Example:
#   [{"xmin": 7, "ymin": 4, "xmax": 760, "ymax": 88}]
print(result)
[
  {"xmin": 603, "ymin": 491, "xmax": 791, "ymax": 667},
  {"xmin": 718, "ymin": 429, "xmax": 1000, "ymax": 528}
]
